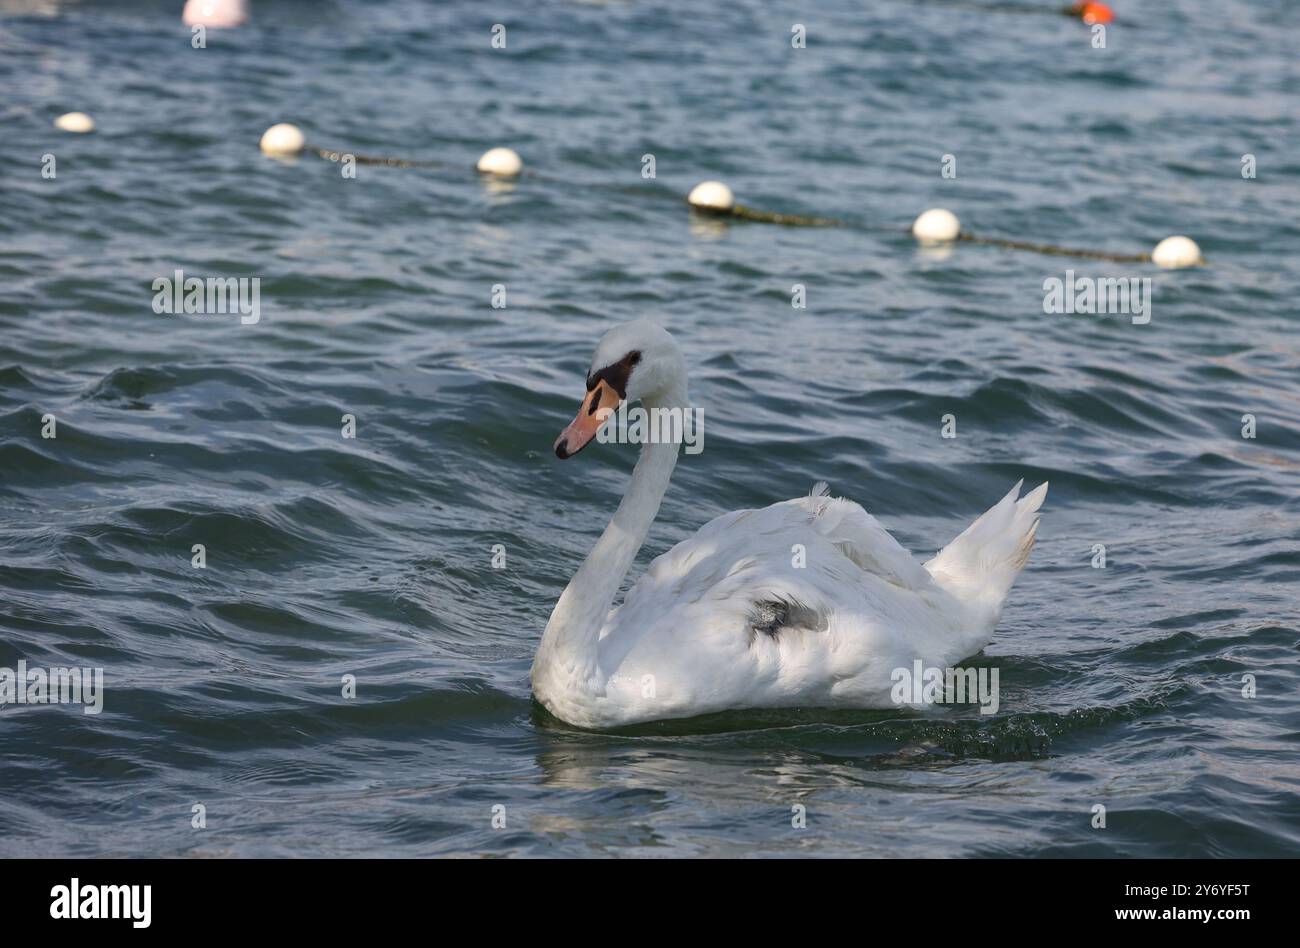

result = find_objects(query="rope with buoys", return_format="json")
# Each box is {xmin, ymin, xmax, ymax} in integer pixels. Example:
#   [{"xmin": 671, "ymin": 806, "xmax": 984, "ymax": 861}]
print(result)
[
  {"xmin": 267, "ymin": 125, "xmax": 577, "ymax": 185},
  {"xmin": 260, "ymin": 124, "xmax": 525, "ymax": 177},
  {"xmin": 689, "ymin": 188, "xmax": 1203, "ymax": 268},
  {"xmin": 909, "ymin": 207, "xmax": 1203, "ymax": 268},
  {"xmin": 258, "ymin": 124, "xmax": 1205, "ymax": 270},
  {"xmin": 685, "ymin": 181, "xmax": 843, "ymax": 227}
]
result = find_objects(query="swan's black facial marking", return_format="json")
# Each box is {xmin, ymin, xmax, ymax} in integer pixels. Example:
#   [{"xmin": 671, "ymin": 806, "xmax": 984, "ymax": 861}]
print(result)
[
  {"xmin": 748, "ymin": 596, "xmax": 827, "ymax": 645},
  {"xmin": 586, "ymin": 350, "xmax": 641, "ymax": 400}
]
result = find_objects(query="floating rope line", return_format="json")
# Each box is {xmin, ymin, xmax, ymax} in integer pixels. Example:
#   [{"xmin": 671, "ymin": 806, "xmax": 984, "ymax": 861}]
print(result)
[
  {"xmin": 957, "ymin": 232, "xmax": 1151, "ymax": 263},
  {"xmin": 293, "ymin": 132, "xmax": 838, "ymax": 225},
  {"xmin": 310, "ymin": 145, "xmax": 449, "ymax": 170},
  {"xmin": 257, "ymin": 125, "xmax": 1204, "ymax": 269},
  {"xmin": 725, "ymin": 205, "xmax": 843, "ymax": 227},
  {"xmin": 691, "ymin": 202, "xmax": 845, "ymax": 227},
  {"xmin": 686, "ymin": 181, "xmax": 844, "ymax": 227},
  {"xmin": 909, "ymin": 207, "xmax": 1202, "ymax": 268},
  {"xmin": 260, "ymin": 125, "xmax": 527, "ymax": 180},
  {"xmin": 310, "ymin": 140, "xmax": 575, "ymax": 185}
]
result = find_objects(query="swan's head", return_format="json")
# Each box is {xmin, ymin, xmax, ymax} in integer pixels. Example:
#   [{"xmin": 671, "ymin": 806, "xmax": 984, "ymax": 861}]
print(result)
[{"xmin": 554, "ymin": 320, "xmax": 684, "ymax": 460}]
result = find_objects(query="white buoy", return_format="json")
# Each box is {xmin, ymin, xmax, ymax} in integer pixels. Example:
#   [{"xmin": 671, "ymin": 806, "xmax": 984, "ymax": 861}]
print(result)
[
  {"xmin": 687, "ymin": 181, "xmax": 735, "ymax": 212},
  {"xmin": 476, "ymin": 147, "xmax": 523, "ymax": 177},
  {"xmin": 182, "ymin": 0, "xmax": 249, "ymax": 28},
  {"xmin": 912, "ymin": 208, "xmax": 961, "ymax": 244},
  {"xmin": 260, "ymin": 123, "xmax": 305, "ymax": 156},
  {"xmin": 1152, "ymin": 235, "xmax": 1202, "ymax": 269},
  {"xmin": 54, "ymin": 112, "xmax": 95, "ymax": 133}
]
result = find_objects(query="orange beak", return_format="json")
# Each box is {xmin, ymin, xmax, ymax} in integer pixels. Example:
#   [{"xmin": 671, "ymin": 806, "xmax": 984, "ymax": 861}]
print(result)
[{"xmin": 554, "ymin": 378, "xmax": 622, "ymax": 459}]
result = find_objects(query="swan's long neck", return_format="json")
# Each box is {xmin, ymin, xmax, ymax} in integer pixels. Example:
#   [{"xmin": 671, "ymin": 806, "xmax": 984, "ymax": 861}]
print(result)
[{"xmin": 536, "ymin": 382, "xmax": 686, "ymax": 690}]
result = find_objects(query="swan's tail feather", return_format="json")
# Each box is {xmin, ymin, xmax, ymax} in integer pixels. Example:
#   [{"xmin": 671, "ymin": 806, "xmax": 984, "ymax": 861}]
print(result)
[
  {"xmin": 924, "ymin": 480, "xmax": 1047, "ymax": 618},
  {"xmin": 807, "ymin": 480, "xmax": 833, "ymax": 519}
]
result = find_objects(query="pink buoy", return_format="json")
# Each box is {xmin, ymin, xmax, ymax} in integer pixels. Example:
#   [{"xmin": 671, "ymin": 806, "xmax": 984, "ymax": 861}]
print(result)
[{"xmin": 182, "ymin": 0, "xmax": 249, "ymax": 29}]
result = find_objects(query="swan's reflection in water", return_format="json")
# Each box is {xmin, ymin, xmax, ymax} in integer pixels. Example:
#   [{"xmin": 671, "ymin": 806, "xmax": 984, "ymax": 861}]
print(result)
[
  {"xmin": 520, "ymin": 702, "xmax": 1110, "ymax": 855},
  {"xmin": 527, "ymin": 732, "xmax": 830, "ymax": 853}
]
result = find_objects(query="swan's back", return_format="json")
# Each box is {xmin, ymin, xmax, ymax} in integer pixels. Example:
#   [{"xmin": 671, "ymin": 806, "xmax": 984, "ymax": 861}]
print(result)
[
  {"xmin": 584, "ymin": 481, "xmax": 1046, "ymax": 724},
  {"xmin": 592, "ymin": 487, "xmax": 951, "ymax": 717}
]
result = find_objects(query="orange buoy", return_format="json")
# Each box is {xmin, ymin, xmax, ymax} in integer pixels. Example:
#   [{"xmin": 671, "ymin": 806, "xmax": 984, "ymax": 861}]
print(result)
[{"xmin": 1071, "ymin": 2, "xmax": 1115, "ymax": 24}]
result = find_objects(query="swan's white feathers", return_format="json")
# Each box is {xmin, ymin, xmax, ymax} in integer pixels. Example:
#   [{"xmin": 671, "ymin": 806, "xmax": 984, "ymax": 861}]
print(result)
[
  {"xmin": 807, "ymin": 480, "xmax": 832, "ymax": 517},
  {"xmin": 584, "ymin": 488, "xmax": 1000, "ymax": 724},
  {"xmin": 531, "ymin": 319, "xmax": 1047, "ymax": 729},
  {"xmin": 923, "ymin": 479, "xmax": 1048, "ymax": 622},
  {"xmin": 545, "ymin": 478, "xmax": 1048, "ymax": 728},
  {"xmin": 793, "ymin": 484, "xmax": 934, "ymax": 590}
]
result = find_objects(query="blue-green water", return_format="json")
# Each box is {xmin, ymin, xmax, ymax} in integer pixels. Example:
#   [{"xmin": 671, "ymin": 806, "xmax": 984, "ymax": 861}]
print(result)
[{"xmin": 1, "ymin": 0, "xmax": 1298, "ymax": 857}]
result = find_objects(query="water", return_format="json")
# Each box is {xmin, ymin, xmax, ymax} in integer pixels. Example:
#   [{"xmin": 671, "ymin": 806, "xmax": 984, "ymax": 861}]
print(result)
[{"xmin": 1, "ymin": 0, "xmax": 1298, "ymax": 858}]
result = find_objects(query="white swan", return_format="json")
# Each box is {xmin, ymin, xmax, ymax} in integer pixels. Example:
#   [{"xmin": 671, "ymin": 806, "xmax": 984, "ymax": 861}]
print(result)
[{"xmin": 532, "ymin": 320, "xmax": 1047, "ymax": 729}]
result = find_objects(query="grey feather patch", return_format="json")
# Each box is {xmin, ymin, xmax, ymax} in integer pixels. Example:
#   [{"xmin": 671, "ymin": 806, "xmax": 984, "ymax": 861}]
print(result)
[{"xmin": 748, "ymin": 595, "xmax": 828, "ymax": 644}]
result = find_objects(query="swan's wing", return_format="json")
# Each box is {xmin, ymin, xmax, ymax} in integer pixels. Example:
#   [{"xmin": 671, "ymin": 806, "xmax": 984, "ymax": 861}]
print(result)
[
  {"xmin": 791, "ymin": 481, "xmax": 934, "ymax": 591},
  {"xmin": 626, "ymin": 483, "xmax": 933, "ymax": 605},
  {"xmin": 607, "ymin": 501, "xmax": 852, "ymax": 667},
  {"xmin": 598, "ymin": 487, "xmax": 956, "ymax": 714},
  {"xmin": 618, "ymin": 483, "xmax": 933, "ymax": 630}
]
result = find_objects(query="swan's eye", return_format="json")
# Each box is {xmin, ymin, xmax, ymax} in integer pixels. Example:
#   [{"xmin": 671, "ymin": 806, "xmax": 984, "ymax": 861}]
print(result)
[{"xmin": 586, "ymin": 351, "xmax": 641, "ymax": 399}]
